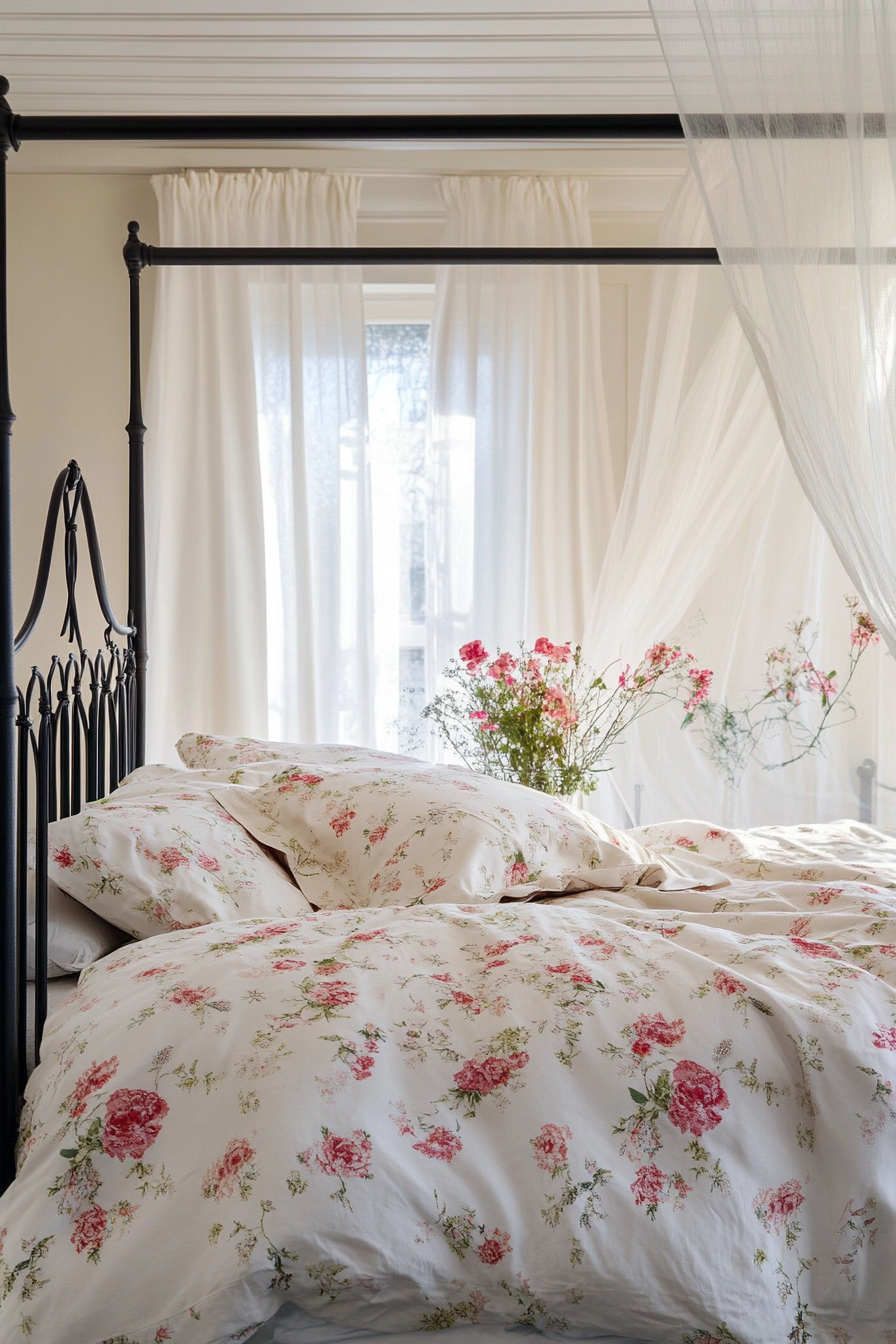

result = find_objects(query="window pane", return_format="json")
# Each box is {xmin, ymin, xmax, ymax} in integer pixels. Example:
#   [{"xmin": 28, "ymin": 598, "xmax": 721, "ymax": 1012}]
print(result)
[{"xmin": 366, "ymin": 321, "xmax": 430, "ymax": 751}]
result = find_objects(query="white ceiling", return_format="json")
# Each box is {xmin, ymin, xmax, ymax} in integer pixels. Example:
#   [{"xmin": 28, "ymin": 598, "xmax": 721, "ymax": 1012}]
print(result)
[
  {"xmin": 1, "ymin": 2, "xmax": 674, "ymax": 116},
  {"xmin": 1, "ymin": 2, "xmax": 686, "ymax": 210}
]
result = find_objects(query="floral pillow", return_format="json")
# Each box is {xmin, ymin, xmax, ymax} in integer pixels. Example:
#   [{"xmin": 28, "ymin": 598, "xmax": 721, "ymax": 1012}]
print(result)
[
  {"xmin": 177, "ymin": 731, "xmax": 416, "ymax": 771},
  {"xmin": 211, "ymin": 762, "xmax": 716, "ymax": 911},
  {"xmin": 48, "ymin": 764, "xmax": 313, "ymax": 939}
]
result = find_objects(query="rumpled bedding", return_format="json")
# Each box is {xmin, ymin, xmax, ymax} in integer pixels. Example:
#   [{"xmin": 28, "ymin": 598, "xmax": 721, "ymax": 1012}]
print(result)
[{"xmin": 2, "ymin": 822, "xmax": 896, "ymax": 1344}]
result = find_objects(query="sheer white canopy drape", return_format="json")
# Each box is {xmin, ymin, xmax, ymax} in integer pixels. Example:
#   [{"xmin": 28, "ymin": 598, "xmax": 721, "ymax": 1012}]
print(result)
[
  {"xmin": 427, "ymin": 176, "xmax": 616, "ymax": 687},
  {"xmin": 585, "ymin": 170, "xmax": 896, "ymax": 830},
  {"xmin": 146, "ymin": 169, "xmax": 369, "ymax": 760},
  {"xmin": 650, "ymin": 0, "xmax": 896, "ymax": 657}
]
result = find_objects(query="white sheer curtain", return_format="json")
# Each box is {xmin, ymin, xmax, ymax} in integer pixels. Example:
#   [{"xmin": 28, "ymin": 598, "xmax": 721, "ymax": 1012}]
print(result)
[
  {"xmin": 584, "ymin": 170, "xmax": 896, "ymax": 830},
  {"xmin": 146, "ymin": 169, "xmax": 369, "ymax": 760},
  {"xmin": 584, "ymin": 169, "xmax": 782, "ymax": 670},
  {"xmin": 650, "ymin": 0, "xmax": 896, "ymax": 657},
  {"xmin": 427, "ymin": 176, "xmax": 616, "ymax": 686}
]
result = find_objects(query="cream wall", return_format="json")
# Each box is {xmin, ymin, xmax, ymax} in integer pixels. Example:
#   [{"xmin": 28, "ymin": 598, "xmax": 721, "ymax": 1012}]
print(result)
[
  {"xmin": 7, "ymin": 174, "xmax": 159, "ymax": 688},
  {"xmin": 5, "ymin": 166, "xmax": 670, "ymax": 734}
]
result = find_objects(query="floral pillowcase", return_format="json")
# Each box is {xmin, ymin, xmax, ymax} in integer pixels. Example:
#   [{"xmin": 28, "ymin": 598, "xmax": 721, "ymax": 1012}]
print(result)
[
  {"xmin": 177, "ymin": 731, "xmax": 414, "ymax": 771},
  {"xmin": 211, "ymin": 762, "xmax": 711, "ymax": 911},
  {"xmin": 48, "ymin": 764, "xmax": 313, "ymax": 940}
]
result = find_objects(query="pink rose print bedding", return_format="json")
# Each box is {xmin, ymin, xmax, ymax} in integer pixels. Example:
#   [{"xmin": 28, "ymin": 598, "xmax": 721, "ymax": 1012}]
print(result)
[
  {"xmin": 47, "ymin": 765, "xmax": 312, "ymax": 938},
  {"xmin": 3, "ymin": 826, "xmax": 896, "ymax": 1344},
  {"xmin": 211, "ymin": 764, "xmax": 722, "ymax": 911}
]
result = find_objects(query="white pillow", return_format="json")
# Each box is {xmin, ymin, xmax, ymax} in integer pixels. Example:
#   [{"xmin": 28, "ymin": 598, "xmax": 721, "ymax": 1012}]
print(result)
[
  {"xmin": 177, "ymin": 731, "xmax": 416, "ymax": 771},
  {"xmin": 26, "ymin": 871, "xmax": 130, "ymax": 979},
  {"xmin": 48, "ymin": 764, "xmax": 313, "ymax": 939},
  {"xmin": 211, "ymin": 761, "xmax": 699, "ymax": 911}
]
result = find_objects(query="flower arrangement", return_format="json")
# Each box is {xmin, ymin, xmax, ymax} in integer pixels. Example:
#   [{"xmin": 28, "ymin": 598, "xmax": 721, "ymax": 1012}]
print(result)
[
  {"xmin": 685, "ymin": 596, "xmax": 880, "ymax": 786},
  {"xmin": 422, "ymin": 636, "xmax": 711, "ymax": 797}
]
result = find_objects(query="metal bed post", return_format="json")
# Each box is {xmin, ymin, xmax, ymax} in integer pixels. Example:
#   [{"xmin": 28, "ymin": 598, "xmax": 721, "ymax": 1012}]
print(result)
[
  {"xmin": 124, "ymin": 223, "xmax": 147, "ymax": 767},
  {"xmin": 0, "ymin": 76, "xmax": 19, "ymax": 1191}
]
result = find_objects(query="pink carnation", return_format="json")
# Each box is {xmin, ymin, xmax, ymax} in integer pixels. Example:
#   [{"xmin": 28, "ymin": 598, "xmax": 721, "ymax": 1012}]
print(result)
[
  {"xmin": 413, "ymin": 1128, "xmax": 463, "ymax": 1163},
  {"xmin": 309, "ymin": 979, "xmax": 357, "ymax": 1008},
  {"xmin": 453, "ymin": 1052, "xmax": 529, "ymax": 1097},
  {"xmin": 71, "ymin": 1205, "xmax": 109, "ymax": 1255},
  {"xmin": 666, "ymin": 1060, "xmax": 729, "ymax": 1138},
  {"xmin": 102, "ymin": 1089, "xmax": 169, "ymax": 1161},
  {"xmin": 531, "ymin": 1123, "xmax": 571, "ymax": 1173},
  {"xmin": 872, "ymin": 1024, "xmax": 896, "ymax": 1051},
  {"xmin": 533, "ymin": 637, "xmax": 571, "ymax": 664},
  {"xmin": 630, "ymin": 1012, "xmax": 686, "ymax": 1058},
  {"xmin": 459, "ymin": 640, "xmax": 489, "ymax": 672},
  {"xmin": 476, "ymin": 1228, "xmax": 512, "ymax": 1264}
]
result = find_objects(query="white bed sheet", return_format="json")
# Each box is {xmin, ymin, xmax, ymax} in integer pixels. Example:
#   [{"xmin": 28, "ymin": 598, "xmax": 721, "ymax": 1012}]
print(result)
[{"xmin": 249, "ymin": 1302, "xmax": 650, "ymax": 1344}]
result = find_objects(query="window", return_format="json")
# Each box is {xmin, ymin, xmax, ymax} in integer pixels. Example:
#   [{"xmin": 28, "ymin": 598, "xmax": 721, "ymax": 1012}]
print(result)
[{"xmin": 365, "ymin": 285, "xmax": 434, "ymax": 750}]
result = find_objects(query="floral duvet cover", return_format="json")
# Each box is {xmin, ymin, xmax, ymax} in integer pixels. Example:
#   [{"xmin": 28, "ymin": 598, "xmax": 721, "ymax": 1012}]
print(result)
[{"xmin": 4, "ymin": 821, "xmax": 896, "ymax": 1344}]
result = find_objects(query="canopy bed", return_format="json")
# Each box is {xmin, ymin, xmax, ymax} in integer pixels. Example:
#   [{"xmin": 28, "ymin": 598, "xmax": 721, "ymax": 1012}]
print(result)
[{"xmin": 1, "ymin": 76, "xmax": 895, "ymax": 1344}]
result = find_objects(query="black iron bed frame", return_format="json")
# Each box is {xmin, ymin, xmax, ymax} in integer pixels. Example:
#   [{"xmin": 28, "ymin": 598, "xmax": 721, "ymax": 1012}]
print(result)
[{"xmin": 0, "ymin": 76, "xmax": 864, "ymax": 1193}]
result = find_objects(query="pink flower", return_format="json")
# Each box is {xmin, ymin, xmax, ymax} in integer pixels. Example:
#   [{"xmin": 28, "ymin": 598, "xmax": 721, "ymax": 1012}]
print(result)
[
  {"xmin": 453, "ymin": 1052, "xmax": 529, "ymax": 1097},
  {"xmin": 157, "ymin": 846, "xmax": 188, "ymax": 873},
  {"xmin": 201, "ymin": 1138, "xmax": 256, "ymax": 1201},
  {"xmin": 542, "ymin": 687, "xmax": 577, "ymax": 726},
  {"xmin": 872, "ymin": 1024, "xmax": 896, "ymax": 1051},
  {"xmin": 479, "ymin": 722, "xmax": 499, "ymax": 733},
  {"xmin": 533, "ymin": 637, "xmax": 571, "ymax": 664},
  {"xmin": 349, "ymin": 1053, "xmax": 376, "ymax": 1081},
  {"xmin": 167, "ymin": 983, "xmax": 217, "ymax": 1007},
  {"xmin": 367, "ymin": 823, "xmax": 389, "ymax": 845},
  {"xmin": 851, "ymin": 612, "xmax": 879, "ymax": 649},
  {"xmin": 314, "ymin": 1130, "xmax": 372, "ymax": 1179},
  {"xmin": 666, "ymin": 1060, "xmax": 729, "ymax": 1138},
  {"xmin": 546, "ymin": 961, "xmax": 593, "ymax": 984},
  {"xmin": 197, "ymin": 853, "xmax": 221, "ymax": 873},
  {"xmin": 459, "ymin": 640, "xmax": 489, "ymax": 672},
  {"xmin": 790, "ymin": 936, "xmax": 840, "ymax": 960},
  {"xmin": 349, "ymin": 928, "xmax": 388, "ymax": 942},
  {"xmin": 684, "ymin": 666, "xmax": 713, "ymax": 713},
  {"xmin": 413, "ymin": 1128, "xmax": 463, "ymax": 1162},
  {"xmin": 272, "ymin": 958, "xmax": 307, "ymax": 972},
  {"xmin": 576, "ymin": 934, "xmax": 616, "ymax": 959},
  {"xmin": 102, "ymin": 1089, "xmax": 169, "ymax": 1161},
  {"xmin": 631, "ymin": 1163, "xmax": 667, "ymax": 1208},
  {"xmin": 674, "ymin": 836, "xmax": 698, "ymax": 850},
  {"xmin": 71, "ymin": 1205, "xmax": 109, "ymax": 1255},
  {"xmin": 808, "ymin": 886, "xmax": 841, "ymax": 906},
  {"xmin": 712, "ymin": 969, "xmax": 746, "ymax": 998},
  {"xmin": 476, "ymin": 1229, "xmax": 512, "ymax": 1264},
  {"xmin": 487, "ymin": 652, "xmax": 518, "ymax": 682},
  {"xmin": 753, "ymin": 1178, "xmax": 804, "ymax": 1233},
  {"xmin": 53, "ymin": 846, "xmax": 75, "ymax": 869},
  {"xmin": 531, "ymin": 1123, "xmax": 571, "ymax": 1173},
  {"xmin": 644, "ymin": 642, "xmax": 680, "ymax": 669},
  {"xmin": 309, "ymin": 979, "xmax": 357, "ymax": 1008},
  {"xmin": 705, "ymin": 829, "xmax": 725, "ymax": 840},
  {"xmin": 469, "ymin": 710, "xmax": 488, "ymax": 721},
  {"xmin": 330, "ymin": 808, "xmax": 356, "ymax": 837},
  {"xmin": 503, "ymin": 860, "xmax": 529, "ymax": 887},
  {"xmin": 67, "ymin": 1058, "xmax": 119, "ymax": 1118},
  {"xmin": 630, "ymin": 1012, "xmax": 686, "ymax": 1058}
]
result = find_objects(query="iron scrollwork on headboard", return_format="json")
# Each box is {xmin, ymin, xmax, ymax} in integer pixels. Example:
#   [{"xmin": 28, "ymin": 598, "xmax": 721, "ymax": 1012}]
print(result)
[{"xmin": 14, "ymin": 460, "xmax": 137, "ymax": 1074}]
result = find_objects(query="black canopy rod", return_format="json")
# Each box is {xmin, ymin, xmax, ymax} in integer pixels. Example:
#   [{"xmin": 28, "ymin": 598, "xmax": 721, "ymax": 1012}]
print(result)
[
  {"xmin": 11, "ymin": 113, "xmax": 684, "ymax": 145},
  {"xmin": 139, "ymin": 244, "xmax": 722, "ymax": 267},
  {"xmin": 9, "ymin": 112, "xmax": 891, "ymax": 147}
]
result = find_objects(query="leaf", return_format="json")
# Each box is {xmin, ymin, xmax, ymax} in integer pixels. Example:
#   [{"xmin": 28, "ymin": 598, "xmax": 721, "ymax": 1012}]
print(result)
[
  {"xmin": 628, "ymin": 1088, "xmax": 648, "ymax": 1105},
  {"xmin": 749, "ymin": 997, "xmax": 774, "ymax": 1017},
  {"xmin": 59, "ymin": 1149, "xmax": 78, "ymax": 1160}
]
